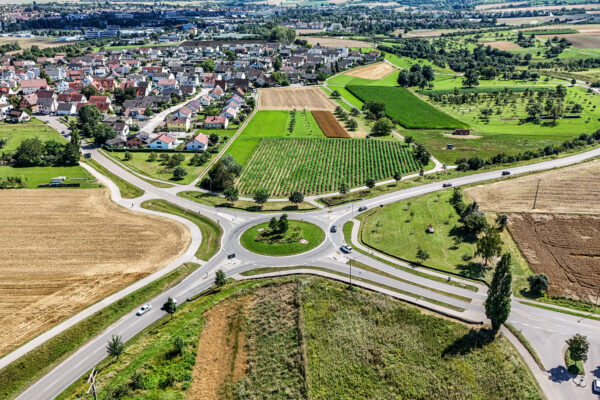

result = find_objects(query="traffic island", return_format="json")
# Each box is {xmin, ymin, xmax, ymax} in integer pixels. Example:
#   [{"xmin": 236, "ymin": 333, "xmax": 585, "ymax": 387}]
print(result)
[{"xmin": 240, "ymin": 216, "xmax": 325, "ymax": 256}]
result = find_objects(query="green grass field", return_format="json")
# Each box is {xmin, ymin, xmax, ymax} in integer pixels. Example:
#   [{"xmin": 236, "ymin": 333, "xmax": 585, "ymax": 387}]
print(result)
[
  {"xmin": 236, "ymin": 138, "xmax": 421, "ymax": 196},
  {"xmin": 0, "ymin": 120, "xmax": 64, "ymax": 152},
  {"xmin": 84, "ymin": 159, "xmax": 144, "ymax": 198},
  {"xmin": 57, "ymin": 277, "xmax": 541, "ymax": 400},
  {"xmin": 347, "ymin": 85, "xmax": 467, "ymax": 129},
  {"xmin": 327, "ymin": 69, "xmax": 400, "ymax": 87},
  {"xmin": 241, "ymin": 220, "xmax": 325, "ymax": 256},
  {"xmin": 225, "ymin": 110, "xmax": 324, "ymax": 165}
]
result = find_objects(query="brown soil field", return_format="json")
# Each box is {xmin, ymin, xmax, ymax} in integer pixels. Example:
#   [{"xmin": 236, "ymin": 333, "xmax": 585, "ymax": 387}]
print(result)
[
  {"xmin": 187, "ymin": 297, "xmax": 249, "ymax": 400},
  {"xmin": 537, "ymin": 35, "xmax": 600, "ymax": 49},
  {"xmin": 466, "ymin": 159, "xmax": 600, "ymax": 214},
  {"xmin": 298, "ymin": 36, "xmax": 373, "ymax": 48},
  {"xmin": 507, "ymin": 213, "xmax": 600, "ymax": 301},
  {"xmin": 486, "ymin": 40, "xmax": 522, "ymax": 50},
  {"xmin": 486, "ymin": 3, "xmax": 600, "ymax": 12},
  {"xmin": 475, "ymin": 1, "xmax": 526, "ymax": 10},
  {"xmin": 345, "ymin": 62, "xmax": 396, "ymax": 80},
  {"xmin": 259, "ymin": 87, "xmax": 337, "ymax": 111},
  {"xmin": 0, "ymin": 189, "xmax": 190, "ymax": 356},
  {"xmin": 312, "ymin": 111, "xmax": 350, "ymax": 138},
  {"xmin": 0, "ymin": 36, "xmax": 64, "ymax": 51}
]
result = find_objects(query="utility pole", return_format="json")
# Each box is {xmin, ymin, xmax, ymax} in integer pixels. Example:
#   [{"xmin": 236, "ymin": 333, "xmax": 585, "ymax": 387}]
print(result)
[
  {"xmin": 532, "ymin": 179, "xmax": 541, "ymax": 209},
  {"xmin": 594, "ymin": 284, "xmax": 600, "ymax": 315},
  {"xmin": 349, "ymin": 258, "xmax": 352, "ymax": 287},
  {"xmin": 86, "ymin": 368, "xmax": 98, "ymax": 400}
]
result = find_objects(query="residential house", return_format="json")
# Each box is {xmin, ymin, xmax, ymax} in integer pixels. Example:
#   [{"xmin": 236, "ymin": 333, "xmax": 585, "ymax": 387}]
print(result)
[
  {"xmin": 165, "ymin": 116, "xmax": 190, "ymax": 131},
  {"xmin": 20, "ymin": 78, "xmax": 47, "ymax": 95},
  {"xmin": 204, "ymin": 115, "xmax": 228, "ymax": 129},
  {"xmin": 56, "ymin": 102, "xmax": 77, "ymax": 116},
  {"xmin": 113, "ymin": 122, "xmax": 129, "ymax": 137},
  {"xmin": 220, "ymin": 106, "xmax": 237, "ymax": 119},
  {"xmin": 19, "ymin": 93, "xmax": 38, "ymax": 112},
  {"xmin": 38, "ymin": 97, "xmax": 58, "ymax": 115},
  {"xmin": 185, "ymin": 133, "xmax": 209, "ymax": 151},
  {"xmin": 149, "ymin": 133, "xmax": 177, "ymax": 149},
  {"xmin": 7, "ymin": 109, "xmax": 30, "ymax": 122},
  {"xmin": 105, "ymin": 136, "xmax": 126, "ymax": 148}
]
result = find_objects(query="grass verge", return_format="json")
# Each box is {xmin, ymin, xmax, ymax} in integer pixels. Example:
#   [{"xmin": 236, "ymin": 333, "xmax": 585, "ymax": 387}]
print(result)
[
  {"xmin": 504, "ymin": 323, "xmax": 545, "ymax": 370},
  {"xmin": 84, "ymin": 159, "xmax": 144, "ymax": 199},
  {"xmin": 565, "ymin": 347, "xmax": 584, "ymax": 375},
  {"xmin": 178, "ymin": 191, "xmax": 317, "ymax": 212},
  {"xmin": 0, "ymin": 262, "xmax": 199, "ymax": 400},
  {"xmin": 520, "ymin": 301, "xmax": 600, "ymax": 322},
  {"xmin": 141, "ymin": 199, "xmax": 222, "ymax": 261}
]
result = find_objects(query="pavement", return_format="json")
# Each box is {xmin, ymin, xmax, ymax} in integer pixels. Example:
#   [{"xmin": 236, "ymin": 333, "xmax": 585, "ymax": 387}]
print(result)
[{"xmin": 7, "ymin": 113, "xmax": 600, "ymax": 399}]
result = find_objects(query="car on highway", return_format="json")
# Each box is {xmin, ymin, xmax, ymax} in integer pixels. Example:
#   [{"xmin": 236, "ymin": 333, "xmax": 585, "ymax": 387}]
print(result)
[
  {"xmin": 358, "ymin": 206, "xmax": 367, "ymax": 212},
  {"xmin": 341, "ymin": 244, "xmax": 352, "ymax": 253},
  {"xmin": 593, "ymin": 379, "xmax": 600, "ymax": 393},
  {"xmin": 330, "ymin": 225, "xmax": 337, "ymax": 233},
  {"xmin": 442, "ymin": 183, "xmax": 452, "ymax": 188},
  {"xmin": 502, "ymin": 171, "xmax": 511, "ymax": 176},
  {"xmin": 136, "ymin": 304, "xmax": 152, "ymax": 316}
]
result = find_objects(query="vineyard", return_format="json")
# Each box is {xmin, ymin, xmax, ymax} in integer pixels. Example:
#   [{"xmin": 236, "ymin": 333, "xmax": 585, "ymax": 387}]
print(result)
[{"xmin": 235, "ymin": 138, "xmax": 421, "ymax": 196}]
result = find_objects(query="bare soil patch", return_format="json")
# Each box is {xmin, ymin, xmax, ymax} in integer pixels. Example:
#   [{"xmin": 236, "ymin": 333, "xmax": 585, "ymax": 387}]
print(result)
[
  {"xmin": 0, "ymin": 189, "xmax": 190, "ymax": 355},
  {"xmin": 485, "ymin": 40, "xmax": 522, "ymax": 50},
  {"xmin": 298, "ymin": 36, "xmax": 373, "ymax": 48},
  {"xmin": 466, "ymin": 159, "xmax": 600, "ymax": 214},
  {"xmin": 312, "ymin": 111, "xmax": 350, "ymax": 138},
  {"xmin": 507, "ymin": 213, "xmax": 600, "ymax": 301},
  {"xmin": 562, "ymin": 35, "xmax": 600, "ymax": 49},
  {"xmin": 344, "ymin": 62, "xmax": 396, "ymax": 80},
  {"xmin": 259, "ymin": 87, "xmax": 337, "ymax": 111},
  {"xmin": 443, "ymin": 133, "xmax": 482, "ymax": 139},
  {"xmin": 187, "ymin": 296, "xmax": 250, "ymax": 400}
]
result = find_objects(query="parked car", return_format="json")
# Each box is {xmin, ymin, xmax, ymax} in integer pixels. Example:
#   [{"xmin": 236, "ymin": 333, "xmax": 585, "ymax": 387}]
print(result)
[
  {"xmin": 593, "ymin": 379, "xmax": 600, "ymax": 393},
  {"xmin": 502, "ymin": 171, "xmax": 511, "ymax": 176},
  {"xmin": 136, "ymin": 304, "xmax": 152, "ymax": 316},
  {"xmin": 358, "ymin": 206, "xmax": 367, "ymax": 212},
  {"xmin": 442, "ymin": 183, "xmax": 452, "ymax": 188},
  {"xmin": 330, "ymin": 225, "xmax": 337, "ymax": 233},
  {"xmin": 341, "ymin": 244, "xmax": 352, "ymax": 253}
]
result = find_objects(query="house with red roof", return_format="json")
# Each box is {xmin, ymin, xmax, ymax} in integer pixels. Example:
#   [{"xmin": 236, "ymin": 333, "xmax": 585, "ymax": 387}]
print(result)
[
  {"xmin": 185, "ymin": 133, "xmax": 209, "ymax": 151},
  {"xmin": 149, "ymin": 133, "xmax": 177, "ymax": 149}
]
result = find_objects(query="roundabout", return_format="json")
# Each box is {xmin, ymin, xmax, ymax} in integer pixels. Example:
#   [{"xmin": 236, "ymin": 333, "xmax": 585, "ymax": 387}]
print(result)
[{"xmin": 239, "ymin": 217, "xmax": 326, "ymax": 256}]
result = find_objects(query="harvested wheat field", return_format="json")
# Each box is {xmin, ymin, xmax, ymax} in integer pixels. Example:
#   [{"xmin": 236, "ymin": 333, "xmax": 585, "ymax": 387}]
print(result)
[
  {"xmin": 259, "ymin": 86, "xmax": 337, "ymax": 111},
  {"xmin": 466, "ymin": 159, "xmax": 600, "ymax": 214},
  {"xmin": 298, "ymin": 36, "xmax": 373, "ymax": 48},
  {"xmin": 345, "ymin": 62, "xmax": 396, "ymax": 80},
  {"xmin": 508, "ymin": 213, "xmax": 600, "ymax": 301},
  {"xmin": 312, "ymin": 111, "xmax": 350, "ymax": 138},
  {"xmin": 486, "ymin": 41, "xmax": 522, "ymax": 50},
  {"xmin": 0, "ymin": 189, "xmax": 190, "ymax": 356}
]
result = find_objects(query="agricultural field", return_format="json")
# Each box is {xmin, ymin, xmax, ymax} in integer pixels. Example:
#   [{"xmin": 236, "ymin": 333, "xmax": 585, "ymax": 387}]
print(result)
[
  {"xmin": 60, "ymin": 278, "xmax": 542, "ymax": 400},
  {"xmin": 0, "ymin": 35, "xmax": 63, "ymax": 51},
  {"xmin": 347, "ymin": 85, "xmax": 467, "ymax": 129},
  {"xmin": 344, "ymin": 62, "xmax": 396, "ymax": 80},
  {"xmin": 507, "ymin": 213, "xmax": 600, "ymax": 302},
  {"xmin": 259, "ymin": 86, "xmax": 337, "ymax": 111},
  {"xmin": 297, "ymin": 35, "xmax": 373, "ymax": 48},
  {"xmin": 327, "ymin": 68, "xmax": 400, "ymax": 87},
  {"xmin": 311, "ymin": 111, "xmax": 349, "ymax": 138},
  {"xmin": 0, "ymin": 120, "xmax": 99, "ymax": 188},
  {"xmin": 225, "ymin": 110, "xmax": 324, "ymax": 165},
  {"xmin": 426, "ymin": 86, "xmax": 600, "ymax": 135},
  {"xmin": 466, "ymin": 158, "xmax": 600, "ymax": 214},
  {"xmin": 235, "ymin": 138, "xmax": 421, "ymax": 196},
  {"xmin": 0, "ymin": 189, "xmax": 190, "ymax": 356}
]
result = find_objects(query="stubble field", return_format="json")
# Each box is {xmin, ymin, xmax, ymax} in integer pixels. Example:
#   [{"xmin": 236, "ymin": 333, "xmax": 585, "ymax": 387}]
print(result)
[
  {"xmin": 507, "ymin": 213, "xmax": 600, "ymax": 302},
  {"xmin": 259, "ymin": 87, "xmax": 337, "ymax": 111},
  {"xmin": 344, "ymin": 62, "xmax": 396, "ymax": 80},
  {"xmin": 0, "ymin": 189, "xmax": 190, "ymax": 355}
]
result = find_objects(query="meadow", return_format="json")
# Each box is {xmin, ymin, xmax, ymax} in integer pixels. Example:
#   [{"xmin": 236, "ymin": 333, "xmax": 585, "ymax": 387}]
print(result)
[
  {"xmin": 235, "ymin": 137, "xmax": 421, "ymax": 196},
  {"xmin": 225, "ymin": 110, "xmax": 324, "ymax": 165},
  {"xmin": 347, "ymin": 85, "xmax": 468, "ymax": 129}
]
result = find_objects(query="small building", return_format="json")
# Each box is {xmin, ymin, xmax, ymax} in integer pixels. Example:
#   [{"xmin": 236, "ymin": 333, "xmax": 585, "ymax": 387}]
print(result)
[
  {"xmin": 7, "ymin": 109, "xmax": 30, "ymax": 123},
  {"xmin": 185, "ymin": 133, "xmax": 209, "ymax": 151},
  {"xmin": 453, "ymin": 129, "xmax": 471, "ymax": 136},
  {"xmin": 204, "ymin": 115, "xmax": 228, "ymax": 129},
  {"xmin": 149, "ymin": 133, "xmax": 177, "ymax": 149}
]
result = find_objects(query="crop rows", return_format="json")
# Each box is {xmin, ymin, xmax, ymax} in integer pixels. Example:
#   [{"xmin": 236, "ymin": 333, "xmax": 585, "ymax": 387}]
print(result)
[{"xmin": 235, "ymin": 138, "xmax": 421, "ymax": 196}]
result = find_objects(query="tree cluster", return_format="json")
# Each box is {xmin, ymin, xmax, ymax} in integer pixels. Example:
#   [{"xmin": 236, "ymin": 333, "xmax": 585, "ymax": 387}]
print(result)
[
  {"xmin": 397, "ymin": 63, "xmax": 435, "ymax": 89},
  {"xmin": 200, "ymin": 154, "xmax": 242, "ymax": 192}
]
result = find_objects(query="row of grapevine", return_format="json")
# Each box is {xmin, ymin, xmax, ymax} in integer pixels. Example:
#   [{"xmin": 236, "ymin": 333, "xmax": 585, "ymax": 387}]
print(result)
[{"xmin": 235, "ymin": 138, "xmax": 422, "ymax": 196}]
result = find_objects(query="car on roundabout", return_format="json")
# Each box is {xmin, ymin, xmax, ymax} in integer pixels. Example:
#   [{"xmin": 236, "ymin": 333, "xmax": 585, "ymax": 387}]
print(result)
[{"xmin": 341, "ymin": 244, "xmax": 352, "ymax": 253}]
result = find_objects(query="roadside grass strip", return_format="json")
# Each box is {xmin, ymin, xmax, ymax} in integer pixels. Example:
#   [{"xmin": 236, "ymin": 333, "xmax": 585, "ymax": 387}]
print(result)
[{"xmin": 84, "ymin": 159, "xmax": 145, "ymax": 199}]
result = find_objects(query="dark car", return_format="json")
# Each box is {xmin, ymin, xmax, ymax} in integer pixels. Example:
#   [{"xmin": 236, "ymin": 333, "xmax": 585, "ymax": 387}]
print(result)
[
  {"xmin": 502, "ymin": 171, "xmax": 511, "ymax": 176},
  {"xmin": 442, "ymin": 183, "xmax": 452, "ymax": 188},
  {"xmin": 358, "ymin": 206, "xmax": 367, "ymax": 212},
  {"xmin": 330, "ymin": 225, "xmax": 337, "ymax": 233}
]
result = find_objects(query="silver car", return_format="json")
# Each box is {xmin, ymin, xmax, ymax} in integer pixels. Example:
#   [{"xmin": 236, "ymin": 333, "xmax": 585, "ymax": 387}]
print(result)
[
  {"xmin": 341, "ymin": 244, "xmax": 352, "ymax": 253},
  {"xmin": 136, "ymin": 304, "xmax": 152, "ymax": 316}
]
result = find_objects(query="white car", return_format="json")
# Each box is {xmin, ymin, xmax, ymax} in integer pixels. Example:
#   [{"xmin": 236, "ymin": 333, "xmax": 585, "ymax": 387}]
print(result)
[
  {"xmin": 593, "ymin": 379, "xmax": 600, "ymax": 393},
  {"xmin": 341, "ymin": 244, "xmax": 352, "ymax": 253},
  {"xmin": 136, "ymin": 304, "xmax": 152, "ymax": 316}
]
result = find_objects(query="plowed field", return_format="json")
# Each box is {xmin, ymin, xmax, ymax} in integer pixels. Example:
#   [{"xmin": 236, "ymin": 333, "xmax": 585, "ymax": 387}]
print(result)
[
  {"xmin": 0, "ymin": 189, "xmax": 190, "ymax": 355},
  {"xmin": 345, "ymin": 62, "xmax": 396, "ymax": 80},
  {"xmin": 508, "ymin": 213, "xmax": 600, "ymax": 302},
  {"xmin": 311, "ymin": 111, "xmax": 349, "ymax": 138},
  {"xmin": 259, "ymin": 87, "xmax": 336, "ymax": 111}
]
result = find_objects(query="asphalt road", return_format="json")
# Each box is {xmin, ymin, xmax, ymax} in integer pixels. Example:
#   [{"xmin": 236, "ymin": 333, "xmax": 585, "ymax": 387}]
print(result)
[{"xmin": 10, "ymin": 139, "xmax": 600, "ymax": 399}]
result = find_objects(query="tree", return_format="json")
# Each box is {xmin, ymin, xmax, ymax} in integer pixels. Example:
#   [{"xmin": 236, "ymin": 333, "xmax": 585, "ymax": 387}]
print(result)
[
  {"xmin": 397, "ymin": 69, "xmax": 409, "ymax": 87},
  {"xmin": 371, "ymin": 118, "xmax": 393, "ymax": 137},
  {"xmin": 273, "ymin": 57, "xmax": 282, "ymax": 71},
  {"xmin": 14, "ymin": 138, "xmax": 45, "ymax": 166},
  {"xmin": 496, "ymin": 214, "xmax": 508, "ymax": 231},
  {"xmin": 209, "ymin": 133, "xmax": 219, "ymax": 145},
  {"xmin": 124, "ymin": 151, "xmax": 132, "ymax": 161},
  {"xmin": 60, "ymin": 130, "xmax": 81, "ymax": 166},
  {"xmin": 278, "ymin": 213, "xmax": 289, "ymax": 234},
  {"xmin": 476, "ymin": 227, "xmax": 503, "ymax": 266},
  {"xmin": 339, "ymin": 182, "xmax": 348, "ymax": 195},
  {"xmin": 330, "ymin": 90, "xmax": 341, "ymax": 99},
  {"xmin": 416, "ymin": 247, "xmax": 430, "ymax": 263},
  {"xmin": 526, "ymin": 102, "xmax": 543, "ymax": 118},
  {"xmin": 163, "ymin": 297, "xmax": 177, "ymax": 319},
  {"xmin": 350, "ymin": 107, "xmax": 360, "ymax": 117},
  {"xmin": 527, "ymin": 274, "xmax": 549, "ymax": 296},
  {"xmin": 550, "ymin": 101, "xmax": 564, "ymax": 122},
  {"xmin": 566, "ymin": 334, "xmax": 589, "ymax": 366},
  {"xmin": 173, "ymin": 166, "xmax": 187, "ymax": 180},
  {"xmin": 571, "ymin": 78, "xmax": 577, "ymax": 86},
  {"xmin": 106, "ymin": 335, "xmax": 125, "ymax": 360},
  {"xmin": 214, "ymin": 269, "xmax": 226, "ymax": 287},
  {"xmin": 253, "ymin": 188, "xmax": 269, "ymax": 207},
  {"xmin": 422, "ymin": 65, "xmax": 435, "ymax": 82},
  {"xmin": 201, "ymin": 59, "xmax": 215, "ymax": 72},
  {"xmin": 393, "ymin": 171, "xmax": 402, "ymax": 184},
  {"xmin": 223, "ymin": 186, "xmax": 239, "ymax": 205},
  {"xmin": 485, "ymin": 253, "xmax": 512, "ymax": 333},
  {"xmin": 365, "ymin": 178, "xmax": 376, "ymax": 189},
  {"xmin": 346, "ymin": 119, "xmax": 358, "ymax": 131},
  {"xmin": 269, "ymin": 217, "xmax": 278, "ymax": 231},
  {"xmin": 463, "ymin": 69, "xmax": 480, "ymax": 88},
  {"xmin": 90, "ymin": 123, "xmax": 116, "ymax": 145},
  {"xmin": 289, "ymin": 191, "xmax": 304, "ymax": 205},
  {"xmin": 173, "ymin": 336, "xmax": 185, "ymax": 355},
  {"xmin": 78, "ymin": 104, "xmax": 102, "ymax": 126},
  {"xmin": 148, "ymin": 152, "xmax": 157, "ymax": 162}
]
